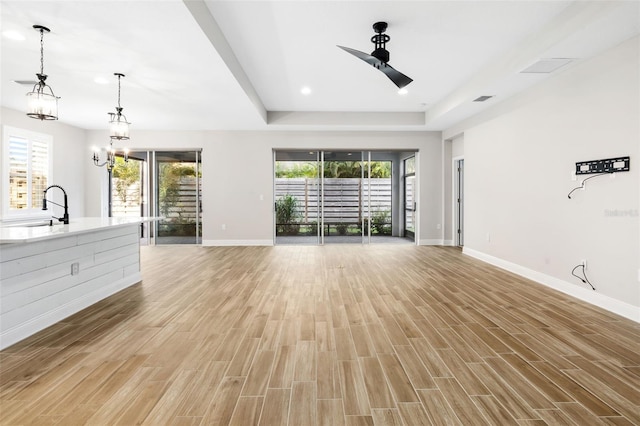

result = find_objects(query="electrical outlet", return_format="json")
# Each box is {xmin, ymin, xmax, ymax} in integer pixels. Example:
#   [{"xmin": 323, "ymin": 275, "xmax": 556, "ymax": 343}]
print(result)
[
  {"xmin": 71, "ymin": 262, "xmax": 79, "ymax": 275},
  {"xmin": 221, "ymin": 224, "xmax": 226, "ymax": 231},
  {"xmin": 581, "ymin": 259, "xmax": 587, "ymax": 270}
]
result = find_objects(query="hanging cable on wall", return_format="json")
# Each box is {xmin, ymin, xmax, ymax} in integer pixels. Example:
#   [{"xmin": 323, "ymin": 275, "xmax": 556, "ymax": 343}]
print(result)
[
  {"xmin": 571, "ymin": 264, "xmax": 595, "ymax": 290},
  {"xmin": 567, "ymin": 172, "xmax": 611, "ymax": 199}
]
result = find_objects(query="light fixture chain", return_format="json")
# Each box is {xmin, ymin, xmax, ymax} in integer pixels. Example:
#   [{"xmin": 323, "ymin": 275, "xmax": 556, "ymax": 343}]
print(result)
[
  {"xmin": 117, "ymin": 74, "xmax": 122, "ymax": 108},
  {"xmin": 39, "ymin": 28, "xmax": 45, "ymax": 75}
]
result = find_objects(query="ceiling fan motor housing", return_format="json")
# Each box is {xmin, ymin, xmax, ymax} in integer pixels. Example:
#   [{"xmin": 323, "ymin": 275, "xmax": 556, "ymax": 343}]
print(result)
[
  {"xmin": 371, "ymin": 22, "xmax": 390, "ymax": 63},
  {"xmin": 371, "ymin": 48, "xmax": 389, "ymax": 64},
  {"xmin": 372, "ymin": 21, "xmax": 388, "ymax": 33}
]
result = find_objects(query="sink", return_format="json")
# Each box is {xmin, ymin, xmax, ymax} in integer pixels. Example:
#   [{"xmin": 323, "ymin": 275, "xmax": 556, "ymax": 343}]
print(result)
[{"xmin": 1, "ymin": 220, "xmax": 52, "ymax": 228}]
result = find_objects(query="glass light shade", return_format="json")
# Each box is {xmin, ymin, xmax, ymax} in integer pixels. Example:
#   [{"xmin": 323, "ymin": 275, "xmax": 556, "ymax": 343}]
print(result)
[
  {"xmin": 109, "ymin": 119, "xmax": 130, "ymax": 140},
  {"xmin": 26, "ymin": 90, "xmax": 58, "ymax": 120}
]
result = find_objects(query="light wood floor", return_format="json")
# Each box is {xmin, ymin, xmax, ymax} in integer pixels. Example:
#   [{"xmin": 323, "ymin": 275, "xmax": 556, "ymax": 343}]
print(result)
[{"xmin": 1, "ymin": 245, "xmax": 639, "ymax": 425}]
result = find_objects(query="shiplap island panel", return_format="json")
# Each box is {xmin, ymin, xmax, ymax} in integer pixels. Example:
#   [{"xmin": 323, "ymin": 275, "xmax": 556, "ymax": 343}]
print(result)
[{"xmin": 0, "ymin": 217, "xmax": 158, "ymax": 350}]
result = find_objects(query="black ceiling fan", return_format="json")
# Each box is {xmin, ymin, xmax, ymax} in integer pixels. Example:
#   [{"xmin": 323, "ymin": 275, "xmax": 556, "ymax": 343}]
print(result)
[{"xmin": 338, "ymin": 21, "xmax": 413, "ymax": 89}]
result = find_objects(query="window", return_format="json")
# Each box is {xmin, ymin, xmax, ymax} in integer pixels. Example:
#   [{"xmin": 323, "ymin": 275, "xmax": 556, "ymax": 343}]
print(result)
[{"xmin": 2, "ymin": 126, "xmax": 53, "ymax": 220}]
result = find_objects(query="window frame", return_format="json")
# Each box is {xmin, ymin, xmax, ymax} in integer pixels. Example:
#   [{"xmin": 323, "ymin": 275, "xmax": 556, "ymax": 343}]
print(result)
[{"xmin": 2, "ymin": 126, "xmax": 53, "ymax": 221}]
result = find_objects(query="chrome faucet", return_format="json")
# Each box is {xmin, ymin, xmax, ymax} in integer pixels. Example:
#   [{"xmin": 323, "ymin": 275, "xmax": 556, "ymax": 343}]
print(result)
[{"xmin": 42, "ymin": 185, "xmax": 69, "ymax": 225}]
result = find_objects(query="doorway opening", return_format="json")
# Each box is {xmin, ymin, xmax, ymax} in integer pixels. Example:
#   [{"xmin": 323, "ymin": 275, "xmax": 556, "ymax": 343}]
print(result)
[
  {"xmin": 454, "ymin": 158, "xmax": 464, "ymax": 247},
  {"xmin": 402, "ymin": 155, "xmax": 416, "ymax": 241}
]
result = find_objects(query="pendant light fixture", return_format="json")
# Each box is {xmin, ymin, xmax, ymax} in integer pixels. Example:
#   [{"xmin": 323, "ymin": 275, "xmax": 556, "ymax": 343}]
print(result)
[
  {"xmin": 109, "ymin": 73, "xmax": 130, "ymax": 140},
  {"xmin": 26, "ymin": 25, "xmax": 59, "ymax": 120},
  {"xmin": 93, "ymin": 73, "xmax": 130, "ymax": 172}
]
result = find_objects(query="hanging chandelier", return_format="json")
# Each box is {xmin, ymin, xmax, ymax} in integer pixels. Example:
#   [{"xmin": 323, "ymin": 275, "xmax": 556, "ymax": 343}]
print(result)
[
  {"xmin": 109, "ymin": 73, "xmax": 130, "ymax": 140},
  {"xmin": 93, "ymin": 73, "xmax": 130, "ymax": 171},
  {"xmin": 26, "ymin": 25, "xmax": 59, "ymax": 120}
]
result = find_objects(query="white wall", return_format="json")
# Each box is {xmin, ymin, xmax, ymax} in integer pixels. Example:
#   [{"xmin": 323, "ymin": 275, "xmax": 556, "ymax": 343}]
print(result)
[
  {"xmin": 85, "ymin": 130, "xmax": 443, "ymax": 245},
  {"xmin": 452, "ymin": 137, "xmax": 464, "ymax": 158},
  {"xmin": 447, "ymin": 36, "xmax": 640, "ymax": 320},
  {"xmin": 0, "ymin": 107, "xmax": 87, "ymax": 221}
]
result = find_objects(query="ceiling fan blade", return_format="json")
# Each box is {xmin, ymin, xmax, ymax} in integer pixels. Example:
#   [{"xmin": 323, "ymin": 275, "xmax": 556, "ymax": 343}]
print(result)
[
  {"xmin": 337, "ymin": 45, "xmax": 383, "ymax": 68},
  {"xmin": 338, "ymin": 45, "xmax": 413, "ymax": 89},
  {"xmin": 378, "ymin": 63, "xmax": 413, "ymax": 89}
]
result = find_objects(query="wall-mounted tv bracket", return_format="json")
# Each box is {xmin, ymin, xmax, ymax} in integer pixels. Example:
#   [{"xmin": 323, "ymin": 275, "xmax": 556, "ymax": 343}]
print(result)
[
  {"xmin": 575, "ymin": 156, "xmax": 630, "ymax": 175},
  {"xmin": 568, "ymin": 156, "xmax": 630, "ymax": 199}
]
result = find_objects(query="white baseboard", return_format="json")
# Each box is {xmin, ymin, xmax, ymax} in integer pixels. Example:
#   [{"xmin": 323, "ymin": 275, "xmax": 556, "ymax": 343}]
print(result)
[
  {"xmin": 443, "ymin": 239, "xmax": 455, "ymax": 246},
  {"xmin": 203, "ymin": 239, "xmax": 274, "ymax": 247},
  {"xmin": 463, "ymin": 248, "xmax": 639, "ymax": 323},
  {"xmin": 0, "ymin": 273, "xmax": 141, "ymax": 350},
  {"xmin": 419, "ymin": 239, "xmax": 444, "ymax": 246}
]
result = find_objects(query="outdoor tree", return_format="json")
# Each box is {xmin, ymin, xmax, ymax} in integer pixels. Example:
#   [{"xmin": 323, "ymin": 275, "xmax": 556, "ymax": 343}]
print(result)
[
  {"xmin": 275, "ymin": 161, "xmax": 391, "ymax": 178},
  {"xmin": 159, "ymin": 163, "xmax": 196, "ymax": 219},
  {"xmin": 275, "ymin": 162, "xmax": 318, "ymax": 178},
  {"xmin": 112, "ymin": 157, "xmax": 140, "ymax": 206}
]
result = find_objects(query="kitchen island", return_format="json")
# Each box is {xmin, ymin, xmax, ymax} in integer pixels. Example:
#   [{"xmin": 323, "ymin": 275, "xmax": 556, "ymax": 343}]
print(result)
[{"xmin": 0, "ymin": 217, "xmax": 158, "ymax": 350}]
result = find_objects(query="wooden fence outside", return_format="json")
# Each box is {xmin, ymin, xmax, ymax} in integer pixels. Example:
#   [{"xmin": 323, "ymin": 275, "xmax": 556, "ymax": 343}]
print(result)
[
  {"xmin": 111, "ymin": 176, "xmax": 202, "ymax": 222},
  {"xmin": 111, "ymin": 181, "xmax": 141, "ymax": 217},
  {"xmin": 275, "ymin": 178, "xmax": 392, "ymax": 224},
  {"xmin": 112, "ymin": 177, "xmax": 391, "ymax": 228}
]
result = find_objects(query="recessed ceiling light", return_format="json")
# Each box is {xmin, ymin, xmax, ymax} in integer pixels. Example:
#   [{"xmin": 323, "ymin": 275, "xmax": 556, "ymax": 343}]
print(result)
[
  {"xmin": 94, "ymin": 76, "xmax": 110, "ymax": 85},
  {"xmin": 3, "ymin": 30, "xmax": 25, "ymax": 41},
  {"xmin": 398, "ymin": 88, "xmax": 408, "ymax": 95},
  {"xmin": 301, "ymin": 86, "xmax": 312, "ymax": 95}
]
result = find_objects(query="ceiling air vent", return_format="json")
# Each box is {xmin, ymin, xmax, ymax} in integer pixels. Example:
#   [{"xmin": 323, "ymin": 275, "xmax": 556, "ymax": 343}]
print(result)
[
  {"xmin": 473, "ymin": 95, "xmax": 493, "ymax": 102},
  {"xmin": 520, "ymin": 58, "xmax": 573, "ymax": 74}
]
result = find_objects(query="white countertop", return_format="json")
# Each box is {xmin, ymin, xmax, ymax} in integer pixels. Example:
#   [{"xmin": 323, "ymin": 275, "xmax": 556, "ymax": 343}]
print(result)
[{"xmin": 0, "ymin": 217, "xmax": 161, "ymax": 244}]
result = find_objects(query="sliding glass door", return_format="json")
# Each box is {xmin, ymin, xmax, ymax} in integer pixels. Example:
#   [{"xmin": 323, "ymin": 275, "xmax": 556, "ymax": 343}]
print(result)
[
  {"xmin": 322, "ymin": 151, "xmax": 367, "ymax": 244},
  {"xmin": 274, "ymin": 150, "xmax": 409, "ymax": 245},
  {"xmin": 274, "ymin": 151, "xmax": 321, "ymax": 245},
  {"xmin": 110, "ymin": 153, "xmax": 148, "ymax": 243},
  {"xmin": 110, "ymin": 150, "xmax": 201, "ymax": 245},
  {"xmin": 154, "ymin": 151, "xmax": 202, "ymax": 245}
]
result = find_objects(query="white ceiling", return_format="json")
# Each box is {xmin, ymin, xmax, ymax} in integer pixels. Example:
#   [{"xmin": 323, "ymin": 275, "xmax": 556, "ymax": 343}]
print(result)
[{"xmin": 1, "ymin": 1, "xmax": 639, "ymax": 132}]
